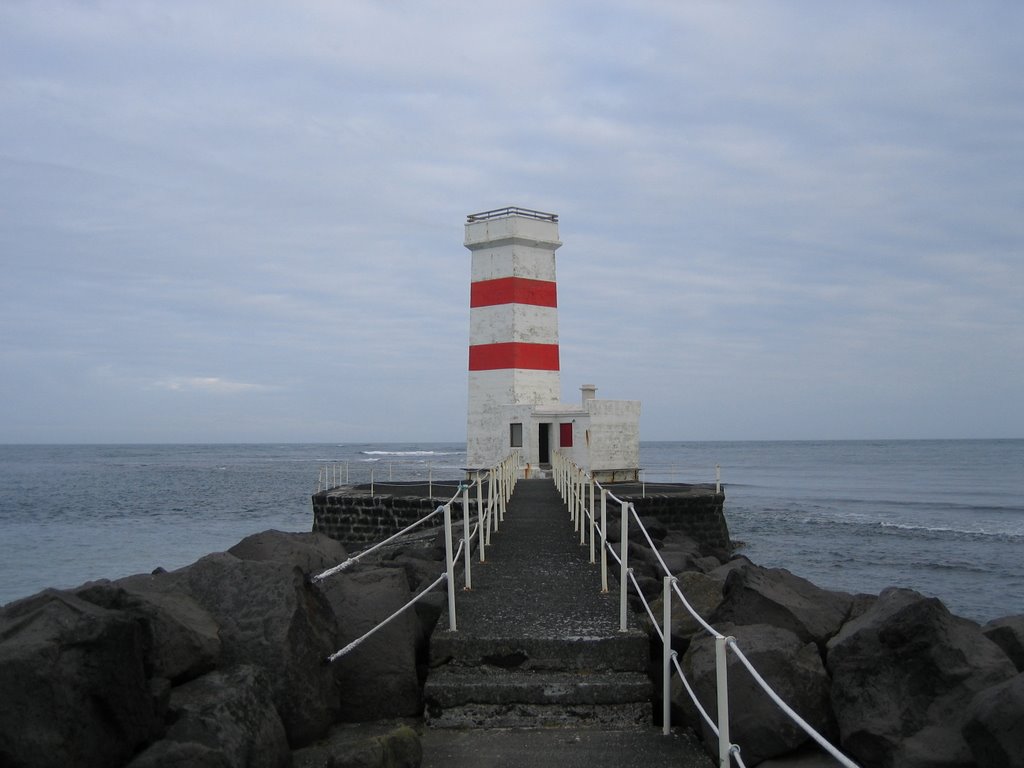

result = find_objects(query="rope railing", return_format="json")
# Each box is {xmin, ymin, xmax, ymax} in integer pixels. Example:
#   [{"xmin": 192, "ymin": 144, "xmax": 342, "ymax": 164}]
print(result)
[
  {"xmin": 314, "ymin": 460, "xmax": 464, "ymax": 495},
  {"xmin": 552, "ymin": 451, "xmax": 859, "ymax": 768},
  {"xmin": 315, "ymin": 451, "xmax": 520, "ymax": 663}
]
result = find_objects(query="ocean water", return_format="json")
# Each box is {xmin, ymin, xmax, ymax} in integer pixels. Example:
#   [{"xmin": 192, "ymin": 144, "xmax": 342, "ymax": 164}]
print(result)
[{"xmin": 0, "ymin": 440, "xmax": 1021, "ymax": 623}]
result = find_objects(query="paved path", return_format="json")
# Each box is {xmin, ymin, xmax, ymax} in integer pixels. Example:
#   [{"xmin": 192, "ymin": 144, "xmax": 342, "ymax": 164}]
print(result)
[
  {"xmin": 444, "ymin": 477, "xmax": 621, "ymax": 638},
  {"xmin": 422, "ymin": 478, "xmax": 713, "ymax": 768}
]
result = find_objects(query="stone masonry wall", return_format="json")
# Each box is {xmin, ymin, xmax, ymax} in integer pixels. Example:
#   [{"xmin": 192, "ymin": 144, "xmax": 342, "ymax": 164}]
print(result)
[
  {"xmin": 311, "ymin": 490, "xmax": 467, "ymax": 549},
  {"xmin": 613, "ymin": 486, "xmax": 730, "ymax": 557},
  {"xmin": 313, "ymin": 483, "xmax": 728, "ymax": 556}
]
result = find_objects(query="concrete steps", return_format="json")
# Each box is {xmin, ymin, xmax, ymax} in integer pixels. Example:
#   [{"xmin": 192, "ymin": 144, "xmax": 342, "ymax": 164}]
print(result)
[
  {"xmin": 423, "ymin": 479, "xmax": 656, "ymax": 729},
  {"xmin": 425, "ymin": 646, "xmax": 654, "ymax": 728}
]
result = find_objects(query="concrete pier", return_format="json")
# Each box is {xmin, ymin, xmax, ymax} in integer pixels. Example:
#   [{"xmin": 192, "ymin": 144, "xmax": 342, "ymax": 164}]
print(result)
[{"xmin": 422, "ymin": 478, "xmax": 713, "ymax": 766}]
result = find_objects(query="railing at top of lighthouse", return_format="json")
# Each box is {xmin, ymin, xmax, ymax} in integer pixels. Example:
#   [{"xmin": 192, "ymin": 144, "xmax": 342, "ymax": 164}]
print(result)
[{"xmin": 466, "ymin": 206, "xmax": 558, "ymax": 223}]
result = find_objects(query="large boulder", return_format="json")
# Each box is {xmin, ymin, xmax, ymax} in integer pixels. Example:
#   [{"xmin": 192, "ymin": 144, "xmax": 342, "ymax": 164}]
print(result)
[
  {"xmin": 0, "ymin": 589, "xmax": 160, "ymax": 768},
  {"xmin": 127, "ymin": 552, "xmax": 340, "ymax": 747},
  {"xmin": 128, "ymin": 665, "xmax": 289, "ymax": 768},
  {"xmin": 318, "ymin": 566, "xmax": 422, "ymax": 721},
  {"xmin": 292, "ymin": 723, "xmax": 421, "ymax": 768},
  {"xmin": 228, "ymin": 529, "xmax": 347, "ymax": 576},
  {"xmin": 76, "ymin": 579, "xmax": 220, "ymax": 684},
  {"xmin": 710, "ymin": 564, "xmax": 853, "ymax": 647},
  {"xmin": 981, "ymin": 614, "xmax": 1024, "ymax": 672},
  {"xmin": 826, "ymin": 587, "xmax": 1018, "ymax": 768},
  {"xmin": 648, "ymin": 571, "xmax": 724, "ymax": 652},
  {"xmin": 678, "ymin": 623, "xmax": 834, "ymax": 766},
  {"xmin": 962, "ymin": 672, "xmax": 1024, "ymax": 768}
]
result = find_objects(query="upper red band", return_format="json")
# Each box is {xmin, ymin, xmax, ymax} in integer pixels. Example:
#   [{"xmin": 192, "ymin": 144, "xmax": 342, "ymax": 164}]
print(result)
[{"xmin": 470, "ymin": 277, "xmax": 557, "ymax": 308}]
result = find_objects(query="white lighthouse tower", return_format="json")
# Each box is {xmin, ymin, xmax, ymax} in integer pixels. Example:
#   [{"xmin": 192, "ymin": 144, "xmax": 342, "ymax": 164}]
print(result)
[
  {"xmin": 465, "ymin": 207, "xmax": 562, "ymax": 468},
  {"xmin": 465, "ymin": 206, "xmax": 641, "ymax": 480}
]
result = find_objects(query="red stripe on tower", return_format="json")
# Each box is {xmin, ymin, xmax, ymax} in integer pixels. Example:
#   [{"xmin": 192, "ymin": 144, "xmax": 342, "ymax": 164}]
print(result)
[
  {"xmin": 470, "ymin": 277, "xmax": 557, "ymax": 308},
  {"xmin": 468, "ymin": 342, "xmax": 560, "ymax": 371}
]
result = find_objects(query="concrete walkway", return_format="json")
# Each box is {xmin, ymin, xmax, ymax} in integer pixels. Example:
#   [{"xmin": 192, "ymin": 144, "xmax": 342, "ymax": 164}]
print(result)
[{"xmin": 422, "ymin": 478, "xmax": 713, "ymax": 767}]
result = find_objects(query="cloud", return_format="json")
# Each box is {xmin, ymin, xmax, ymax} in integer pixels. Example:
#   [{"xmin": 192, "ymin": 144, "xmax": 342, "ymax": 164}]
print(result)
[
  {"xmin": 1, "ymin": 1, "xmax": 1021, "ymax": 442},
  {"xmin": 149, "ymin": 377, "xmax": 278, "ymax": 395}
]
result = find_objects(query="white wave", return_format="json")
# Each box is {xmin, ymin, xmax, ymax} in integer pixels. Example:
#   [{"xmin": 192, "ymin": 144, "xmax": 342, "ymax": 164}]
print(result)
[
  {"xmin": 878, "ymin": 520, "xmax": 1023, "ymax": 540},
  {"xmin": 360, "ymin": 450, "xmax": 462, "ymax": 457}
]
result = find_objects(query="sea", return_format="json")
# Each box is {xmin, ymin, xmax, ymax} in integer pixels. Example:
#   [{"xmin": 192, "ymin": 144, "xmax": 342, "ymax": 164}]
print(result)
[{"xmin": 1, "ymin": 440, "xmax": 1021, "ymax": 624}]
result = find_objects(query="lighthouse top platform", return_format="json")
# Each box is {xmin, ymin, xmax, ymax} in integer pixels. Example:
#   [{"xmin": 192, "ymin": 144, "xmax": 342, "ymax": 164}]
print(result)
[{"xmin": 467, "ymin": 206, "xmax": 558, "ymax": 223}]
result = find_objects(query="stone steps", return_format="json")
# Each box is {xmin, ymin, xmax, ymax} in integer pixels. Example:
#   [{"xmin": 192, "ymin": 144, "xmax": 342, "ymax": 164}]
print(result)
[
  {"xmin": 426, "ymin": 666, "xmax": 652, "ymax": 706},
  {"xmin": 423, "ymin": 479, "xmax": 657, "ymax": 730},
  {"xmin": 425, "ymin": 613, "xmax": 654, "ymax": 728},
  {"xmin": 429, "ymin": 631, "xmax": 650, "ymax": 673}
]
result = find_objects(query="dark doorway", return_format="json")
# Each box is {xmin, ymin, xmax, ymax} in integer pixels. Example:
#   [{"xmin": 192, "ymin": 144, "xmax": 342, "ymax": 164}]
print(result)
[{"xmin": 538, "ymin": 423, "xmax": 551, "ymax": 465}]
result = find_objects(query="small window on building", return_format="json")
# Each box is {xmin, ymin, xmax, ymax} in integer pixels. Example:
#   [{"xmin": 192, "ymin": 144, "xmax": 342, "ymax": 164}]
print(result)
[
  {"xmin": 510, "ymin": 422, "xmax": 523, "ymax": 448},
  {"xmin": 559, "ymin": 422, "xmax": 573, "ymax": 448}
]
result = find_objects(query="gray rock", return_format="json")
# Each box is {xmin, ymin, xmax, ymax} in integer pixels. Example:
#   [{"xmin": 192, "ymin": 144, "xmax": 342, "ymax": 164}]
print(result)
[
  {"xmin": 962, "ymin": 672, "xmax": 1024, "ymax": 768},
  {"xmin": 127, "ymin": 740, "xmax": 233, "ymax": 768},
  {"xmin": 657, "ymin": 543, "xmax": 703, "ymax": 576},
  {"xmin": 133, "ymin": 665, "xmax": 290, "ymax": 768},
  {"xmin": 161, "ymin": 552, "xmax": 341, "ymax": 747},
  {"xmin": 648, "ymin": 571, "xmax": 723, "ymax": 651},
  {"xmin": 694, "ymin": 555, "xmax": 722, "ymax": 573},
  {"xmin": 0, "ymin": 589, "xmax": 159, "ymax": 768},
  {"xmin": 710, "ymin": 563, "xmax": 853, "ymax": 647},
  {"xmin": 706, "ymin": 555, "xmax": 754, "ymax": 583},
  {"xmin": 759, "ymin": 744, "xmax": 842, "ymax": 767},
  {"xmin": 318, "ymin": 566, "xmax": 422, "ymax": 721},
  {"xmin": 982, "ymin": 613, "xmax": 1024, "ymax": 672},
  {"xmin": 292, "ymin": 723, "xmax": 421, "ymax": 768},
  {"xmin": 678, "ymin": 623, "xmax": 835, "ymax": 766},
  {"xmin": 386, "ymin": 553, "xmax": 445, "ymax": 593},
  {"xmin": 826, "ymin": 587, "xmax": 1018, "ymax": 768},
  {"xmin": 228, "ymin": 529, "xmax": 348, "ymax": 576},
  {"xmin": 77, "ymin": 578, "xmax": 220, "ymax": 684}
]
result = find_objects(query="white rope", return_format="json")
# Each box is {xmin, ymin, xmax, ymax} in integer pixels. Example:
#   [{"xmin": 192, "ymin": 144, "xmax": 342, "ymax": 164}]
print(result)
[
  {"xmin": 726, "ymin": 639, "xmax": 861, "ymax": 767},
  {"xmin": 313, "ymin": 503, "xmax": 445, "ymax": 581},
  {"xmin": 314, "ymin": 479, "xmax": 469, "ymax": 582},
  {"xmin": 671, "ymin": 653, "xmax": 719, "ymax": 735},
  {"xmin": 326, "ymin": 571, "xmax": 448, "ymax": 663},
  {"xmin": 556, "ymin": 452, "xmax": 858, "ymax": 768}
]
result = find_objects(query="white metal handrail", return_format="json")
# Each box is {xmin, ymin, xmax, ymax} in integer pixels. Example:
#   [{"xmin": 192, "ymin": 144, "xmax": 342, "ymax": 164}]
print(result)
[
  {"xmin": 314, "ymin": 460, "xmax": 466, "ymax": 495},
  {"xmin": 552, "ymin": 451, "xmax": 859, "ymax": 768},
  {"xmin": 317, "ymin": 451, "xmax": 520, "ymax": 663}
]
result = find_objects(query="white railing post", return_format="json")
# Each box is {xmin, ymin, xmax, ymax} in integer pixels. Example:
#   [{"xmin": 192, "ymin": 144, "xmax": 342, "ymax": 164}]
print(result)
[
  {"xmin": 476, "ymin": 472, "xmax": 486, "ymax": 561},
  {"xmin": 600, "ymin": 488, "xmax": 609, "ymax": 592},
  {"xmin": 569, "ymin": 465, "xmax": 577, "ymax": 527},
  {"xmin": 462, "ymin": 485, "xmax": 472, "ymax": 590},
  {"xmin": 490, "ymin": 470, "xmax": 498, "ymax": 536},
  {"xmin": 579, "ymin": 469, "xmax": 587, "ymax": 546},
  {"xmin": 588, "ymin": 477, "xmax": 595, "ymax": 562},
  {"xmin": 370, "ymin": 467, "xmax": 375, "ymax": 496},
  {"xmin": 429, "ymin": 466, "xmax": 433, "ymax": 499},
  {"xmin": 716, "ymin": 635, "xmax": 732, "ymax": 768},
  {"xmin": 620, "ymin": 500, "xmax": 630, "ymax": 632},
  {"xmin": 716, "ymin": 463, "xmax": 721, "ymax": 495},
  {"xmin": 663, "ymin": 576, "xmax": 676, "ymax": 735},
  {"xmin": 443, "ymin": 503, "xmax": 457, "ymax": 631}
]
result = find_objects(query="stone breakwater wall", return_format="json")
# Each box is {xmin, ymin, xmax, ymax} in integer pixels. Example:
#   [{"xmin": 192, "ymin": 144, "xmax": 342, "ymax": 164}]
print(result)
[
  {"xmin": 617, "ymin": 484, "xmax": 729, "ymax": 557},
  {"xmin": 311, "ymin": 485, "xmax": 463, "ymax": 549},
  {"xmin": 312, "ymin": 481, "xmax": 729, "ymax": 555}
]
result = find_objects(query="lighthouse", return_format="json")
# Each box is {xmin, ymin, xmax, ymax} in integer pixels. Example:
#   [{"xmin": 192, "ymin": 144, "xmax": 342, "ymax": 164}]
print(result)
[{"xmin": 465, "ymin": 207, "xmax": 640, "ymax": 480}]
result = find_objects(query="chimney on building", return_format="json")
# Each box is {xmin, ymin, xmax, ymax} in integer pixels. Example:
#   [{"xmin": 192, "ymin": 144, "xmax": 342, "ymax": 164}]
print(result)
[{"xmin": 581, "ymin": 384, "xmax": 597, "ymax": 404}]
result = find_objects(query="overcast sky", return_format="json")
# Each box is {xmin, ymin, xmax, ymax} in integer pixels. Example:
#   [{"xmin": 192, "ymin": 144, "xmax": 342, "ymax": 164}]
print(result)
[{"xmin": 2, "ymin": 2, "xmax": 1022, "ymax": 444}]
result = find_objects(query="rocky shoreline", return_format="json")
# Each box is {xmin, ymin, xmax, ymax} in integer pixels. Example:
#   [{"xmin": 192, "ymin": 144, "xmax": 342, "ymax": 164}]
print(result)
[{"xmin": 1, "ymin": 520, "xmax": 1022, "ymax": 768}]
